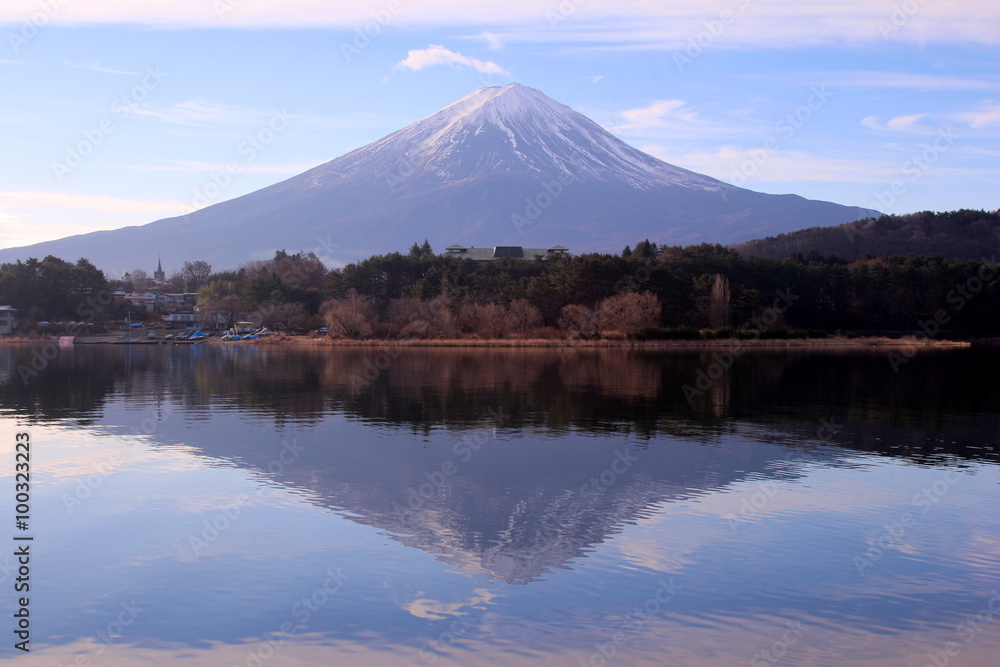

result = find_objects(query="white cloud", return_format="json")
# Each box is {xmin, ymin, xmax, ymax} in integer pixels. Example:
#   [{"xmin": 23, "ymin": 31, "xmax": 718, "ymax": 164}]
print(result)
[
  {"xmin": 886, "ymin": 113, "xmax": 929, "ymax": 132},
  {"xmin": 604, "ymin": 99, "xmax": 738, "ymax": 143},
  {"xmin": 64, "ymin": 60, "xmax": 139, "ymax": 75},
  {"xmin": 860, "ymin": 115, "xmax": 882, "ymax": 131},
  {"xmin": 0, "ymin": 1, "xmax": 995, "ymax": 47},
  {"xmin": 395, "ymin": 44, "xmax": 510, "ymax": 75},
  {"xmin": 480, "ymin": 31, "xmax": 503, "ymax": 50},
  {"xmin": 615, "ymin": 99, "xmax": 699, "ymax": 131},
  {"xmin": 864, "ymin": 104, "xmax": 1000, "ymax": 135},
  {"xmin": 860, "ymin": 113, "xmax": 931, "ymax": 134},
  {"xmin": 954, "ymin": 102, "xmax": 1000, "ymax": 129},
  {"xmin": 863, "ymin": 113, "xmax": 938, "ymax": 135}
]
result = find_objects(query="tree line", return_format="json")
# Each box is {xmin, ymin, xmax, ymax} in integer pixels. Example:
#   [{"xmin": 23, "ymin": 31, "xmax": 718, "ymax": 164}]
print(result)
[
  {"xmin": 0, "ymin": 256, "xmax": 109, "ymax": 324},
  {"xmin": 2, "ymin": 223, "xmax": 998, "ymax": 338},
  {"xmin": 320, "ymin": 243, "xmax": 999, "ymax": 338}
]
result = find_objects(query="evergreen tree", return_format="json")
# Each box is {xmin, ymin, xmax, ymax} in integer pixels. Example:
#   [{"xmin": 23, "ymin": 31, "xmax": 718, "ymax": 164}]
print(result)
[{"xmin": 633, "ymin": 239, "xmax": 657, "ymax": 259}]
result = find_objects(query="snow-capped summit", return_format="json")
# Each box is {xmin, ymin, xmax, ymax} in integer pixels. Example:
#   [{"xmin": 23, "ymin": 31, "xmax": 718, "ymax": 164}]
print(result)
[
  {"xmin": 312, "ymin": 83, "xmax": 721, "ymax": 191},
  {"xmin": 0, "ymin": 83, "xmax": 874, "ymax": 271}
]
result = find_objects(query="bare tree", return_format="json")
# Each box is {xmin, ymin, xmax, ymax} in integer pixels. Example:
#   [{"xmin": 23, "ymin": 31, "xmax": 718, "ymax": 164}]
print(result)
[
  {"xmin": 130, "ymin": 269, "xmax": 150, "ymax": 291},
  {"xmin": 182, "ymin": 260, "xmax": 213, "ymax": 291},
  {"xmin": 559, "ymin": 303, "xmax": 602, "ymax": 338},
  {"xmin": 694, "ymin": 273, "xmax": 731, "ymax": 329},
  {"xmin": 597, "ymin": 292, "xmax": 661, "ymax": 333},
  {"xmin": 252, "ymin": 301, "xmax": 304, "ymax": 330},
  {"xmin": 506, "ymin": 299, "xmax": 543, "ymax": 336},
  {"xmin": 458, "ymin": 302, "xmax": 509, "ymax": 338},
  {"xmin": 386, "ymin": 298, "xmax": 425, "ymax": 338},
  {"xmin": 240, "ymin": 259, "xmax": 272, "ymax": 283},
  {"xmin": 321, "ymin": 289, "xmax": 375, "ymax": 338},
  {"xmin": 273, "ymin": 251, "xmax": 327, "ymax": 290},
  {"xmin": 165, "ymin": 270, "xmax": 186, "ymax": 293},
  {"xmin": 237, "ymin": 252, "xmax": 327, "ymax": 294},
  {"xmin": 202, "ymin": 294, "xmax": 247, "ymax": 330},
  {"xmin": 384, "ymin": 295, "xmax": 459, "ymax": 339},
  {"xmin": 708, "ymin": 274, "xmax": 731, "ymax": 328}
]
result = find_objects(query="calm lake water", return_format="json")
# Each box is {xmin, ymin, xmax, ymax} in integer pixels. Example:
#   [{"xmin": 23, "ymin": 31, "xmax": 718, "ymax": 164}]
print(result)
[{"xmin": 1, "ymin": 344, "xmax": 998, "ymax": 666}]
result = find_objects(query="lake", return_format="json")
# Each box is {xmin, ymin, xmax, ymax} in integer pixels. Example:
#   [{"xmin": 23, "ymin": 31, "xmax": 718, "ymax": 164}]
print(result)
[{"xmin": 1, "ymin": 343, "xmax": 998, "ymax": 666}]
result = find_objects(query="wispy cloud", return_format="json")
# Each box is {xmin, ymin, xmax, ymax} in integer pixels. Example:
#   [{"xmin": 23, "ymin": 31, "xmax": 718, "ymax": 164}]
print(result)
[
  {"xmin": 647, "ymin": 146, "xmax": 898, "ymax": 184},
  {"xmin": 65, "ymin": 60, "xmax": 139, "ymax": 75},
  {"xmin": 954, "ymin": 102, "xmax": 1000, "ymax": 129},
  {"xmin": 0, "ymin": 191, "xmax": 180, "ymax": 213},
  {"xmin": 130, "ymin": 99, "xmax": 289, "ymax": 129},
  {"xmin": 863, "ymin": 103, "xmax": 1000, "ymax": 135},
  {"xmin": 108, "ymin": 160, "xmax": 320, "ymax": 175},
  {"xmin": 826, "ymin": 71, "xmax": 1000, "ymax": 91},
  {"xmin": 862, "ymin": 113, "xmax": 930, "ymax": 133},
  {"xmin": 395, "ymin": 44, "xmax": 510, "ymax": 75},
  {"xmin": 648, "ymin": 144, "xmax": 997, "ymax": 188},
  {"xmin": 0, "ymin": 191, "xmax": 184, "ymax": 249},
  {"xmin": 480, "ymin": 31, "xmax": 503, "ymax": 50},
  {"xmin": 3, "ymin": 1, "xmax": 994, "ymax": 48},
  {"xmin": 601, "ymin": 99, "xmax": 740, "ymax": 143},
  {"xmin": 614, "ymin": 99, "xmax": 700, "ymax": 131}
]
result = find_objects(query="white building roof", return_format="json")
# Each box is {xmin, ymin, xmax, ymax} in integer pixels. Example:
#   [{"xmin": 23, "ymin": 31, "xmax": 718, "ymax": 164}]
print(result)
[{"xmin": 442, "ymin": 245, "xmax": 572, "ymax": 261}]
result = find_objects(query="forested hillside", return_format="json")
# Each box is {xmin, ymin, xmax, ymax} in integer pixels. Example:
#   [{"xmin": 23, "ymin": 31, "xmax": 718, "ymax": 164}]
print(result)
[{"xmin": 733, "ymin": 210, "xmax": 999, "ymax": 262}]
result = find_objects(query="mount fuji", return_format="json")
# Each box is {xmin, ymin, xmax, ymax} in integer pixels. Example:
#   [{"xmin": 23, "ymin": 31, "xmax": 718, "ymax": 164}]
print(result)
[{"xmin": 1, "ymin": 83, "xmax": 875, "ymax": 272}]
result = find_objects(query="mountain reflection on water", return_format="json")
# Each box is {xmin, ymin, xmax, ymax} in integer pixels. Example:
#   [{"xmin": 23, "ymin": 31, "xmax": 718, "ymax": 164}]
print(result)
[
  {"xmin": 2, "ymin": 344, "xmax": 996, "ymax": 455},
  {"xmin": 1, "ymin": 344, "xmax": 995, "ymax": 586},
  {"xmin": 1, "ymin": 343, "xmax": 999, "ymax": 667}
]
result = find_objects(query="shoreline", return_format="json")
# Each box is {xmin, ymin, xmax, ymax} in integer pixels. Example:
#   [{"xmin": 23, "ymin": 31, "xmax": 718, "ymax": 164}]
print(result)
[
  {"xmin": 0, "ymin": 334, "xmax": 981, "ymax": 349},
  {"xmin": 281, "ymin": 336, "xmax": 976, "ymax": 349}
]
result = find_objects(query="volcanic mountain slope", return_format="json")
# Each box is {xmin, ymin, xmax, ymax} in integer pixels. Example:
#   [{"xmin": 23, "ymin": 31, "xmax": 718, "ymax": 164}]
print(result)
[{"xmin": 0, "ymin": 83, "xmax": 875, "ymax": 272}]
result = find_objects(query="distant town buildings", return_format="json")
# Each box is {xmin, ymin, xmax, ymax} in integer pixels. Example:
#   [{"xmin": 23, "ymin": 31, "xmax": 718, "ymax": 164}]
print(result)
[
  {"xmin": 442, "ymin": 245, "xmax": 570, "ymax": 261},
  {"xmin": 116, "ymin": 291, "xmax": 197, "ymax": 311},
  {"xmin": 112, "ymin": 290, "xmax": 203, "ymax": 328}
]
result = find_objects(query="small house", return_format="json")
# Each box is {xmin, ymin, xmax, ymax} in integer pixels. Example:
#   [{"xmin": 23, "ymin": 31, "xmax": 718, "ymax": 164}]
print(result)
[
  {"xmin": 163, "ymin": 312, "xmax": 197, "ymax": 330},
  {"xmin": 0, "ymin": 306, "xmax": 16, "ymax": 335}
]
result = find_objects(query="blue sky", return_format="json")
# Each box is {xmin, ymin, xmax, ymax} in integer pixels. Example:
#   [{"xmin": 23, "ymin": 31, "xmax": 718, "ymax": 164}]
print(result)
[{"xmin": 0, "ymin": 0, "xmax": 997, "ymax": 251}]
